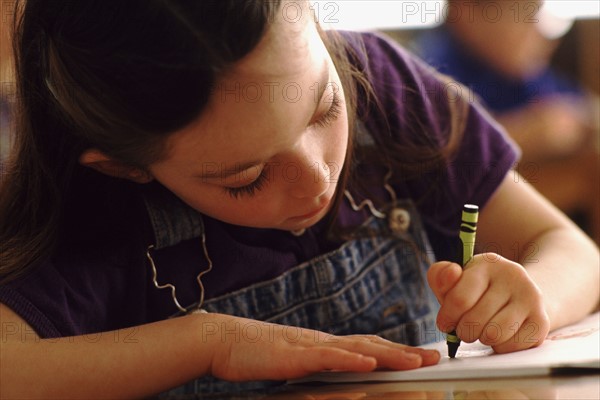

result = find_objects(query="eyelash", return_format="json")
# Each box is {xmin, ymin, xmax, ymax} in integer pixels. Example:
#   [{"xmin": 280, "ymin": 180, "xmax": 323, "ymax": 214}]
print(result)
[
  {"xmin": 224, "ymin": 92, "xmax": 342, "ymax": 199},
  {"xmin": 313, "ymin": 92, "xmax": 342, "ymax": 129},
  {"xmin": 225, "ymin": 169, "xmax": 269, "ymax": 199}
]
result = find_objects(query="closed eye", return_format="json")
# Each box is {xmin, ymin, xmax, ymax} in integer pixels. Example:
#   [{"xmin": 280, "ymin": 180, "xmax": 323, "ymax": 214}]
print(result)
[
  {"xmin": 223, "ymin": 167, "xmax": 269, "ymax": 199},
  {"xmin": 223, "ymin": 92, "xmax": 342, "ymax": 199},
  {"xmin": 312, "ymin": 91, "xmax": 342, "ymax": 128}
]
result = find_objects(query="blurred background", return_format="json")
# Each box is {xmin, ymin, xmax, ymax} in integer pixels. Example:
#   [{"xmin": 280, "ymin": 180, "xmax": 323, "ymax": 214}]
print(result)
[
  {"xmin": 319, "ymin": 0, "xmax": 600, "ymax": 244},
  {"xmin": 0, "ymin": 0, "xmax": 598, "ymax": 243}
]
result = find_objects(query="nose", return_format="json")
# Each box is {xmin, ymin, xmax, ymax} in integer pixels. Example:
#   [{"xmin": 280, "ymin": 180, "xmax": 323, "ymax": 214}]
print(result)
[{"xmin": 285, "ymin": 154, "xmax": 331, "ymax": 200}]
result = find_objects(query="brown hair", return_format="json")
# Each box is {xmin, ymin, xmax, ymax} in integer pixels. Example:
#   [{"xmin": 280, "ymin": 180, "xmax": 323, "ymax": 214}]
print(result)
[
  {"xmin": 0, "ymin": 0, "xmax": 466, "ymax": 284},
  {"xmin": 1, "ymin": 0, "xmax": 287, "ymax": 283}
]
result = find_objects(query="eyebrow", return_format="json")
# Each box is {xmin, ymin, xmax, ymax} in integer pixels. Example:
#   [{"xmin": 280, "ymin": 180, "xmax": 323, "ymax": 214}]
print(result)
[{"xmin": 198, "ymin": 60, "xmax": 331, "ymax": 181}]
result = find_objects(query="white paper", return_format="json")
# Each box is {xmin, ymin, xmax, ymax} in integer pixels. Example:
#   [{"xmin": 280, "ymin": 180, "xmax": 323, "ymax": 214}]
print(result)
[{"xmin": 295, "ymin": 312, "xmax": 600, "ymax": 383}]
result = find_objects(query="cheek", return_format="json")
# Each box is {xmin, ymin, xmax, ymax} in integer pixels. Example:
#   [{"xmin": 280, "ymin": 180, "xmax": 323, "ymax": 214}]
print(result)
[
  {"xmin": 329, "ymin": 113, "xmax": 349, "ymax": 175},
  {"xmin": 187, "ymin": 189, "xmax": 284, "ymax": 227}
]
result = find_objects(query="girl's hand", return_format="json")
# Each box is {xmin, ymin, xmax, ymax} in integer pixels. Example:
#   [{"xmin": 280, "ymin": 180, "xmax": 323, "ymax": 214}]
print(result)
[
  {"xmin": 198, "ymin": 313, "xmax": 440, "ymax": 382},
  {"xmin": 427, "ymin": 254, "xmax": 550, "ymax": 353}
]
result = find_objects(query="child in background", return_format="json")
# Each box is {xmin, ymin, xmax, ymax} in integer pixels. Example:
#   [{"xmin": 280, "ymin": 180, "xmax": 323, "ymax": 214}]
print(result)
[
  {"xmin": 415, "ymin": 0, "xmax": 599, "ymax": 242},
  {"xmin": 1, "ymin": 1, "xmax": 598, "ymax": 398}
]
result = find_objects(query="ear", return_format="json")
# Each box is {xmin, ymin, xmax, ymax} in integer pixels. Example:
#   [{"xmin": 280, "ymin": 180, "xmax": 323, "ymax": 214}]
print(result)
[{"xmin": 79, "ymin": 149, "xmax": 154, "ymax": 184}]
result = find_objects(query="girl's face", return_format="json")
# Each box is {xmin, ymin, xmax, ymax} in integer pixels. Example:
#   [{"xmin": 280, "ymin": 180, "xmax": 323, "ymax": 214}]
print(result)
[{"xmin": 148, "ymin": 3, "xmax": 349, "ymax": 232}]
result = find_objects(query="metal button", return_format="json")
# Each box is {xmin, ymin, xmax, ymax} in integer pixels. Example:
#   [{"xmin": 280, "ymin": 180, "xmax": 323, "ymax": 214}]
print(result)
[{"xmin": 388, "ymin": 208, "xmax": 410, "ymax": 233}]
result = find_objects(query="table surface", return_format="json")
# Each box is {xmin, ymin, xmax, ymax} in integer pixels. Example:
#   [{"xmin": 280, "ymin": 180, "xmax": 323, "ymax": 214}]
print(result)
[
  {"xmin": 194, "ymin": 373, "xmax": 599, "ymax": 399},
  {"xmin": 277, "ymin": 374, "xmax": 600, "ymax": 399}
]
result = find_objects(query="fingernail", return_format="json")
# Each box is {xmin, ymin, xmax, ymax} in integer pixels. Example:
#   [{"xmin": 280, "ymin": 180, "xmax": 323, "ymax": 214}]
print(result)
[
  {"xmin": 424, "ymin": 349, "xmax": 440, "ymax": 358},
  {"xmin": 402, "ymin": 352, "xmax": 421, "ymax": 361}
]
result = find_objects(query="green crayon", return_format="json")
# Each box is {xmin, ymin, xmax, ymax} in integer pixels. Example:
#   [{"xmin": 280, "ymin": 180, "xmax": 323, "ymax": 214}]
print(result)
[{"xmin": 447, "ymin": 204, "xmax": 479, "ymax": 358}]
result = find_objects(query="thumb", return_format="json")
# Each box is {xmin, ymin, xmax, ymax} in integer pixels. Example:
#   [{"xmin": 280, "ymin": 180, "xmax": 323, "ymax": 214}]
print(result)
[{"xmin": 427, "ymin": 261, "xmax": 462, "ymax": 304}]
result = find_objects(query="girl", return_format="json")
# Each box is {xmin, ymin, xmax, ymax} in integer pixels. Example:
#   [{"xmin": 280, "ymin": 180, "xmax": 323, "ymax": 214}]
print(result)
[{"xmin": 1, "ymin": 0, "xmax": 598, "ymax": 398}]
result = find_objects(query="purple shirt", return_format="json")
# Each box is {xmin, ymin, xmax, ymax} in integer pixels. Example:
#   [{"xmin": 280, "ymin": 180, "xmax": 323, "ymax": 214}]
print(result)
[{"xmin": 0, "ymin": 32, "xmax": 519, "ymax": 338}]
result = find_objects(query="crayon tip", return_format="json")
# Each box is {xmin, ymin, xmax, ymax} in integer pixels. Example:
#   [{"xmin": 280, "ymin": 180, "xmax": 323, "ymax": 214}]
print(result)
[{"xmin": 448, "ymin": 342, "xmax": 459, "ymax": 358}]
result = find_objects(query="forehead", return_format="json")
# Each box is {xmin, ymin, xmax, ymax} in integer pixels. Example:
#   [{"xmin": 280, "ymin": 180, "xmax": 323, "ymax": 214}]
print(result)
[
  {"xmin": 228, "ymin": 2, "xmax": 323, "ymax": 79},
  {"xmin": 160, "ymin": 1, "xmax": 329, "ymax": 164}
]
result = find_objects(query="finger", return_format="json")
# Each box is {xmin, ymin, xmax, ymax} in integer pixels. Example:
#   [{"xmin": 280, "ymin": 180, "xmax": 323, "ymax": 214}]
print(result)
[
  {"xmin": 388, "ymin": 343, "xmax": 441, "ymax": 367},
  {"xmin": 330, "ymin": 335, "xmax": 440, "ymax": 370},
  {"xmin": 229, "ymin": 345, "xmax": 376, "ymax": 381},
  {"xmin": 492, "ymin": 315, "xmax": 549, "ymax": 354},
  {"xmin": 436, "ymin": 267, "xmax": 490, "ymax": 333},
  {"xmin": 405, "ymin": 346, "xmax": 441, "ymax": 367},
  {"xmin": 336, "ymin": 336, "xmax": 424, "ymax": 370},
  {"xmin": 427, "ymin": 261, "xmax": 462, "ymax": 304},
  {"xmin": 288, "ymin": 346, "xmax": 378, "ymax": 378},
  {"xmin": 456, "ymin": 286, "xmax": 511, "ymax": 343},
  {"xmin": 478, "ymin": 303, "xmax": 529, "ymax": 348}
]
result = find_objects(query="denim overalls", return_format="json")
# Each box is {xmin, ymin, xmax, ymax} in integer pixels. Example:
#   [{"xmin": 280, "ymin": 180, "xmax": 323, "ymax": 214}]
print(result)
[{"xmin": 144, "ymin": 131, "xmax": 442, "ymax": 396}]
